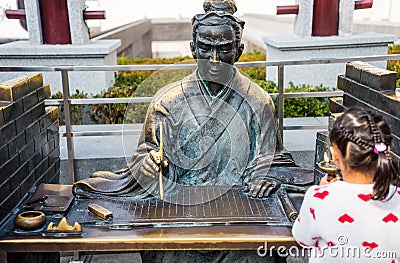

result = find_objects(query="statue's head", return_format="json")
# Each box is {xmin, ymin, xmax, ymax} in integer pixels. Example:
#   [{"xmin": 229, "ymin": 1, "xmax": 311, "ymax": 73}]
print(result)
[{"xmin": 191, "ymin": 0, "xmax": 245, "ymax": 85}]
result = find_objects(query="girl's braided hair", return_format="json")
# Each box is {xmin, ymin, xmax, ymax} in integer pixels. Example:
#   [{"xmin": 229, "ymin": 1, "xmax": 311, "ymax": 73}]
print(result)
[{"xmin": 329, "ymin": 106, "xmax": 399, "ymax": 200}]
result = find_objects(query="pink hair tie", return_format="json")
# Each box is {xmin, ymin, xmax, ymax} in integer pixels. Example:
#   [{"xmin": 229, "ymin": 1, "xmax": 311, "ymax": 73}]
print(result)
[{"xmin": 374, "ymin": 142, "xmax": 387, "ymax": 154}]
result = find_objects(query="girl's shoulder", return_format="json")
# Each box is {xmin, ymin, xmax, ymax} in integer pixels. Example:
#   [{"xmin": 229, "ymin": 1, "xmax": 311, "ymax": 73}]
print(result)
[
  {"xmin": 302, "ymin": 184, "xmax": 336, "ymax": 204},
  {"xmin": 304, "ymin": 182, "xmax": 340, "ymax": 195},
  {"xmin": 304, "ymin": 182, "xmax": 400, "ymax": 205},
  {"xmin": 306, "ymin": 180, "xmax": 375, "ymax": 193},
  {"xmin": 303, "ymin": 181, "xmax": 367, "ymax": 202}
]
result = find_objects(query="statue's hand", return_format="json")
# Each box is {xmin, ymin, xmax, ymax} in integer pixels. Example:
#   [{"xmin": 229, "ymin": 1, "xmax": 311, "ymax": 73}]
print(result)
[
  {"xmin": 139, "ymin": 150, "xmax": 168, "ymax": 179},
  {"xmin": 243, "ymin": 176, "xmax": 280, "ymax": 198}
]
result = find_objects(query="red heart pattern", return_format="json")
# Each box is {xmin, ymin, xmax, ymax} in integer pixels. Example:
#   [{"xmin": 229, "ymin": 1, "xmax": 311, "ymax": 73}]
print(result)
[
  {"xmin": 314, "ymin": 240, "xmax": 319, "ymax": 248},
  {"xmin": 313, "ymin": 191, "xmax": 329, "ymax": 200},
  {"xmin": 362, "ymin": 241, "xmax": 378, "ymax": 250},
  {"xmin": 383, "ymin": 213, "xmax": 399, "ymax": 223},
  {"xmin": 310, "ymin": 208, "xmax": 316, "ymax": 220},
  {"xmin": 295, "ymin": 186, "xmax": 400, "ymax": 257},
  {"xmin": 338, "ymin": 214, "xmax": 354, "ymax": 223},
  {"xmin": 299, "ymin": 241, "xmax": 309, "ymax": 247},
  {"xmin": 357, "ymin": 193, "xmax": 373, "ymax": 202},
  {"xmin": 313, "ymin": 186, "xmax": 326, "ymax": 192}
]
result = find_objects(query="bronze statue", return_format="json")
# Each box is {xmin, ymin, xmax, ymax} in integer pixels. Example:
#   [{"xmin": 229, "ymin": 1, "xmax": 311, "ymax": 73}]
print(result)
[
  {"xmin": 73, "ymin": 0, "xmax": 307, "ymax": 201},
  {"xmin": 73, "ymin": 1, "xmax": 313, "ymax": 262}
]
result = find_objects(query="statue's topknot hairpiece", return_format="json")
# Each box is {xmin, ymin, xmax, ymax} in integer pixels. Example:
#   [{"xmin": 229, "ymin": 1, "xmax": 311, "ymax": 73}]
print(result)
[
  {"xmin": 203, "ymin": 0, "xmax": 237, "ymax": 14},
  {"xmin": 192, "ymin": 0, "xmax": 244, "ymax": 29}
]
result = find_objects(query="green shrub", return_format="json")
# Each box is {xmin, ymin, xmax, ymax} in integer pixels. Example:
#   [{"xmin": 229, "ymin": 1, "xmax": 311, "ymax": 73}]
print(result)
[
  {"xmin": 92, "ymin": 55, "xmax": 194, "ymax": 124},
  {"xmin": 280, "ymin": 83, "xmax": 332, "ymax": 118},
  {"xmin": 388, "ymin": 44, "xmax": 400, "ymax": 88},
  {"xmin": 91, "ymin": 51, "xmax": 336, "ymax": 123},
  {"xmin": 51, "ymin": 47, "xmax": 400, "ymax": 124},
  {"xmin": 50, "ymin": 89, "xmax": 88, "ymax": 125},
  {"xmin": 246, "ymin": 80, "xmax": 332, "ymax": 117},
  {"xmin": 239, "ymin": 50, "xmax": 331, "ymax": 119},
  {"xmin": 238, "ymin": 50, "xmax": 266, "ymax": 80}
]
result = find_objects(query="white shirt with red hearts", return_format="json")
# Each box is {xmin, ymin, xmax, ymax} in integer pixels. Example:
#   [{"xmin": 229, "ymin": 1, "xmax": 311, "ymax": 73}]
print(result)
[{"xmin": 292, "ymin": 180, "xmax": 400, "ymax": 262}]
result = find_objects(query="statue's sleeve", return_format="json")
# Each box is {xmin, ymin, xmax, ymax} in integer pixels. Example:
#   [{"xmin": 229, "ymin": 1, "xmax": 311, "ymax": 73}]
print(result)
[
  {"xmin": 243, "ymin": 91, "xmax": 299, "ymax": 183},
  {"xmin": 243, "ymin": 97, "xmax": 278, "ymax": 178},
  {"xmin": 72, "ymin": 97, "xmax": 175, "ymax": 198},
  {"xmin": 125, "ymin": 99, "xmax": 177, "ymax": 197}
]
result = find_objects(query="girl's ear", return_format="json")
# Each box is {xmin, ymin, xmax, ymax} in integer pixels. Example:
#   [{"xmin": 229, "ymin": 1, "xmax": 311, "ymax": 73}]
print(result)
[
  {"xmin": 331, "ymin": 144, "xmax": 345, "ymax": 171},
  {"xmin": 330, "ymin": 145, "xmax": 340, "ymax": 165}
]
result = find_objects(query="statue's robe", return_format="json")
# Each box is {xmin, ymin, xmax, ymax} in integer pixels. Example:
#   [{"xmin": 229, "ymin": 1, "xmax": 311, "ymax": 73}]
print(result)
[
  {"xmin": 72, "ymin": 69, "xmax": 310, "ymax": 263},
  {"xmin": 73, "ymin": 69, "xmax": 282, "ymax": 198}
]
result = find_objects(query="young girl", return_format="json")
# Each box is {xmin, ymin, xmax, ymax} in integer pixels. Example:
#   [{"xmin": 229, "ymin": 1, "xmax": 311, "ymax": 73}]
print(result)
[{"xmin": 292, "ymin": 106, "xmax": 400, "ymax": 262}]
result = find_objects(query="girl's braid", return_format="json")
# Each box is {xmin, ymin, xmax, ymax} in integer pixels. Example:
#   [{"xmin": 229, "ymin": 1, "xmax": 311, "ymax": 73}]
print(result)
[
  {"xmin": 366, "ymin": 114, "xmax": 392, "ymax": 160},
  {"xmin": 338, "ymin": 125, "xmax": 373, "ymax": 149},
  {"xmin": 367, "ymin": 114, "xmax": 381, "ymax": 144}
]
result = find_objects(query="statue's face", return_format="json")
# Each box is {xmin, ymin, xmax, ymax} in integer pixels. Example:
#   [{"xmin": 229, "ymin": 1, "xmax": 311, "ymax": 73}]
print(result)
[{"xmin": 193, "ymin": 24, "xmax": 239, "ymax": 84}]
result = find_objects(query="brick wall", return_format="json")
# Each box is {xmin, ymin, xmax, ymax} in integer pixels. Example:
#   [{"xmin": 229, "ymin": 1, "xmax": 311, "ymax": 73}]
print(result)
[
  {"xmin": 315, "ymin": 61, "xmax": 400, "ymax": 183},
  {"xmin": 0, "ymin": 73, "xmax": 60, "ymax": 226}
]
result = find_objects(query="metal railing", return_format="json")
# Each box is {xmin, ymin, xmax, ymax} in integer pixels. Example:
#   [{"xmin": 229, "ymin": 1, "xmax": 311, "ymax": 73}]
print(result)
[
  {"xmin": 1, "ymin": 53, "xmax": 400, "ymax": 183},
  {"xmin": 44, "ymin": 90, "xmax": 343, "ymax": 134}
]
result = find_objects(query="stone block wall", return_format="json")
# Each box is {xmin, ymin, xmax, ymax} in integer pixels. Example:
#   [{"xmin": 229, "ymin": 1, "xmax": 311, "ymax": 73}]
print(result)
[
  {"xmin": 0, "ymin": 73, "xmax": 60, "ymax": 226},
  {"xmin": 315, "ymin": 61, "xmax": 400, "ymax": 183}
]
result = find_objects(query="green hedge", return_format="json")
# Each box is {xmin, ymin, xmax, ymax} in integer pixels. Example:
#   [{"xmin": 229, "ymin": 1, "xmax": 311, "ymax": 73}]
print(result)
[
  {"xmin": 90, "ymin": 51, "xmax": 333, "ymax": 123},
  {"xmin": 91, "ymin": 56, "xmax": 194, "ymax": 124},
  {"xmin": 388, "ymin": 44, "xmax": 400, "ymax": 88},
  {"xmin": 51, "ymin": 89, "xmax": 88, "ymax": 125},
  {"xmin": 53, "ymin": 48, "xmax": 400, "ymax": 124}
]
